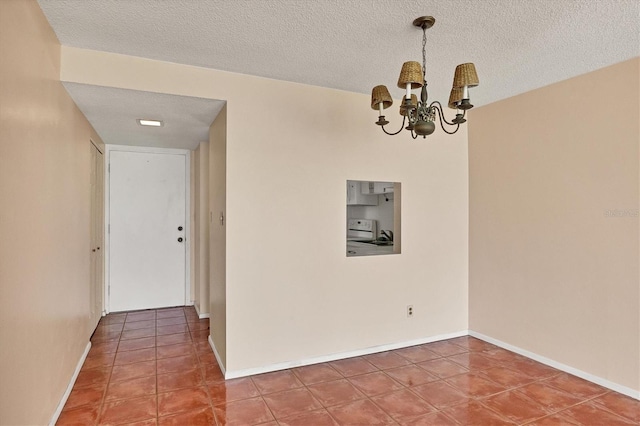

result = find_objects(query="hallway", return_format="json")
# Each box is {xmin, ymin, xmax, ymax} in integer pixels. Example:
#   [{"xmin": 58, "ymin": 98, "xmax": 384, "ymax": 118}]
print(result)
[{"xmin": 56, "ymin": 307, "xmax": 638, "ymax": 425}]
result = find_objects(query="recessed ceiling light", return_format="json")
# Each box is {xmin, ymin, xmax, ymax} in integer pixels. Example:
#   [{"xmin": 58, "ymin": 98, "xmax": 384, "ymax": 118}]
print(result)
[{"xmin": 137, "ymin": 119, "xmax": 163, "ymax": 127}]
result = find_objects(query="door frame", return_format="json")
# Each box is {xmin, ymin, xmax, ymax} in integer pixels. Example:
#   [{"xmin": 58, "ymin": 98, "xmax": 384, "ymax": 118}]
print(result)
[
  {"xmin": 104, "ymin": 145, "xmax": 191, "ymax": 314},
  {"xmin": 90, "ymin": 138, "xmax": 105, "ymax": 324}
]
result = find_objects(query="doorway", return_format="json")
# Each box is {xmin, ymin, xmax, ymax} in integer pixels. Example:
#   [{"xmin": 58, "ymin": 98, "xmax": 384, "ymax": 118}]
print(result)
[
  {"xmin": 106, "ymin": 146, "xmax": 190, "ymax": 312},
  {"xmin": 90, "ymin": 140, "xmax": 104, "ymax": 331}
]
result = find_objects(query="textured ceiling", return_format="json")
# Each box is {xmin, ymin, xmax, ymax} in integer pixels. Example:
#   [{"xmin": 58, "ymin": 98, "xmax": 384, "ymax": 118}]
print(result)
[
  {"xmin": 63, "ymin": 83, "xmax": 225, "ymax": 150},
  {"xmin": 38, "ymin": 0, "xmax": 639, "ymax": 148}
]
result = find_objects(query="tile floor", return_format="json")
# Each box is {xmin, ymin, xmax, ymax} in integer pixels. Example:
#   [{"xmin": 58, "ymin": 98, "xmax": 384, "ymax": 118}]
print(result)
[{"xmin": 57, "ymin": 306, "xmax": 639, "ymax": 425}]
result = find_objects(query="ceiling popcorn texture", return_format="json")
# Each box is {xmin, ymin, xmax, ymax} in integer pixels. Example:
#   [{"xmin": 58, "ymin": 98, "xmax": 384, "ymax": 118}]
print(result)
[{"xmin": 38, "ymin": 0, "xmax": 639, "ymax": 147}]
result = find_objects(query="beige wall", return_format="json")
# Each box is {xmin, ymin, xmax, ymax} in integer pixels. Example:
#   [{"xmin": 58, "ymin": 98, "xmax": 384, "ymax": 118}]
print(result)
[
  {"xmin": 209, "ymin": 107, "xmax": 227, "ymax": 367},
  {"xmin": 0, "ymin": 1, "xmax": 104, "ymax": 424},
  {"xmin": 469, "ymin": 58, "xmax": 640, "ymax": 393},
  {"xmin": 193, "ymin": 142, "xmax": 210, "ymax": 316},
  {"xmin": 60, "ymin": 47, "xmax": 469, "ymax": 373}
]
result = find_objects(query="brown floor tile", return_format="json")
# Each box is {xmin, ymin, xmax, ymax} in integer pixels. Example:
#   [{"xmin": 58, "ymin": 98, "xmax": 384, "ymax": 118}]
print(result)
[
  {"xmin": 89, "ymin": 340, "xmax": 120, "ymax": 355},
  {"xmin": 590, "ymin": 391, "xmax": 640, "ymax": 423},
  {"xmin": 399, "ymin": 411, "xmax": 459, "ymax": 425},
  {"xmin": 126, "ymin": 311, "xmax": 157, "ymax": 322},
  {"xmin": 504, "ymin": 359, "xmax": 560, "ymax": 380},
  {"xmin": 118, "ymin": 337, "xmax": 156, "ymax": 352},
  {"xmin": 64, "ymin": 383, "xmax": 106, "ymax": 410},
  {"xmin": 330, "ymin": 357, "xmax": 378, "ymax": 377},
  {"xmin": 263, "ymin": 387, "xmax": 323, "ymax": 419},
  {"xmin": 105, "ymin": 375, "xmax": 156, "ymax": 401},
  {"xmin": 156, "ymin": 316, "xmax": 186, "ymax": 327},
  {"xmin": 110, "ymin": 360, "xmax": 157, "ymax": 382},
  {"xmin": 157, "ymin": 368, "xmax": 203, "ymax": 392},
  {"xmin": 444, "ymin": 371, "xmax": 507, "ymax": 398},
  {"xmin": 370, "ymin": 388, "xmax": 437, "ymax": 422},
  {"xmin": 447, "ymin": 352, "xmax": 502, "ymax": 371},
  {"xmin": 515, "ymin": 382, "xmax": 584, "ymax": 412},
  {"xmin": 307, "ymin": 379, "xmax": 366, "ymax": 407},
  {"xmin": 196, "ymin": 349, "xmax": 217, "ymax": 365},
  {"xmin": 292, "ymin": 363, "xmax": 343, "ymax": 385},
  {"xmin": 157, "ymin": 386, "xmax": 210, "ymax": 417},
  {"xmin": 156, "ymin": 324, "xmax": 189, "ymax": 336},
  {"xmin": 364, "ymin": 351, "xmax": 412, "ymax": 370},
  {"xmin": 208, "ymin": 377, "xmax": 260, "ymax": 405},
  {"xmin": 83, "ymin": 351, "xmax": 117, "ymax": 370},
  {"xmin": 96, "ymin": 323, "xmax": 125, "ymax": 334},
  {"xmin": 425, "ymin": 340, "xmax": 468, "ymax": 357},
  {"xmin": 478, "ymin": 365, "xmax": 537, "ymax": 388},
  {"xmin": 417, "ymin": 358, "xmax": 469, "ymax": 378},
  {"xmin": 156, "ymin": 333, "xmax": 191, "ymax": 347},
  {"xmin": 252, "ymin": 370, "xmax": 304, "ymax": 395},
  {"xmin": 117, "ymin": 417, "xmax": 157, "ymax": 426},
  {"xmin": 187, "ymin": 320, "xmax": 210, "ymax": 331},
  {"xmin": 449, "ymin": 336, "xmax": 498, "ymax": 352},
  {"xmin": 201, "ymin": 363, "xmax": 225, "ymax": 384},
  {"xmin": 394, "ymin": 345, "xmax": 441, "ymax": 363},
  {"xmin": 212, "ymin": 396, "xmax": 275, "ymax": 426},
  {"xmin": 326, "ymin": 399, "xmax": 396, "ymax": 425},
  {"xmin": 75, "ymin": 366, "xmax": 112, "ymax": 388},
  {"xmin": 481, "ymin": 347, "xmax": 529, "ymax": 363},
  {"xmin": 156, "ymin": 343, "xmax": 194, "ymax": 359},
  {"xmin": 114, "ymin": 348, "xmax": 156, "ymax": 365},
  {"xmin": 190, "ymin": 329, "xmax": 211, "ymax": 341},
  {"xmin": 156, "ymin": 308, "xmax": 185, "ymax": 319},
  {"xmin": 481, "ymin": 390, "xmax": 551, "ymax": 424},
  {"xmin": 99, "ymin": 395, "xmax": 157, "ymax": 425},
  {"xmin": 156, "ymin": 353, "xmax": 199, "ymax": 374},
  {"xmin": 559, "ymin": 401, "xmax": 637, "ymax": 425},
  {"xmin": 57, "ymin": 404, "xmax": 101, "ymax": 425},
  {"xmin": 442, "ymin": 400, "xmax": 514, "ymax": 425},
  {"xmin": 348, "ymin": 371, "xmax": 404, "ymax": 397},
  {"xmin": 542, "ymin": 373, "xmax": 610, "ymax": 399},
  {"xmin": 526, "ymin": 412, "xmax": 582, "ymax": 425},
  {"xmin": 411, "ymin": 380, "xmax": 470, "ymax": 409},
  {"xmin": 91, "ymin": 330, "xmax": 123, "ymax": 342},
  {"xmin": 121, "ymin": 328, "xmax": 156, "ymax": 341},
  {"xmin": 277, "ymin": 409, "xmax": 339, "ymax": 426},
  {"xmin": 123, "ymin": 320, "xmax": 156, "ymax": 331},
  {"xmin": 385, "ymin": 364, "xmax": 439, "ymax": 387},
  {"xmin": 158, "ymin": 407, "xmax": 215, "ymax": 426}
]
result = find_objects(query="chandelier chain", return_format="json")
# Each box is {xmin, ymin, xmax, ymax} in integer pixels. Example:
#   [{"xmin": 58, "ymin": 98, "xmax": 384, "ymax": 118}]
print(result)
[{"xmin": 422, "ymin": 27, "xmax": 427, "ymax": 81}]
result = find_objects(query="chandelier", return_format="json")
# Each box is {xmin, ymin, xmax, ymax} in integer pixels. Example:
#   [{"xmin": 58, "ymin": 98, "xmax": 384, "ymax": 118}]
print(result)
[{"xmin": 371, "ymin": 16, "xmax": 479, "ymax": 138}]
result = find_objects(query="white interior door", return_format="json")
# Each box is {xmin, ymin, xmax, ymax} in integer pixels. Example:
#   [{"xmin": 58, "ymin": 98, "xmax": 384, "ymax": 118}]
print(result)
[{"xmin": 108, "ymin": 149, "xmax": 187, "ymax": 312}]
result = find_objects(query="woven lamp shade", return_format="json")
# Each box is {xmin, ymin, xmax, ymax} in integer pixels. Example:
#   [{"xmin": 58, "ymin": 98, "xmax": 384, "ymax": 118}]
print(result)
[
  {"xmin": 371, "ymin": 85, "xmax": 393, "ymax": 110},
  {"xmin": 448, "ymin": 87, "xmax": 463, "ymax": 109},
  {"xmin": 399, "ymin": 94, "xmax": 418, "ymax": 116},
  {"xmin": 453, "ymin": 63, "xmax": 479, "ymax": 88},
  {"xmin": 397, "ymin": 61, "xmax": 424, "ymax": 89}
]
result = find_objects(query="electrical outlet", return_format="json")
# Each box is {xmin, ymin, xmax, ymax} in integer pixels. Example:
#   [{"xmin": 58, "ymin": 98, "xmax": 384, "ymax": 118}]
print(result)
[{"xmin": 407, "ymin": 305, "xmax": 414, "ymax": 318}]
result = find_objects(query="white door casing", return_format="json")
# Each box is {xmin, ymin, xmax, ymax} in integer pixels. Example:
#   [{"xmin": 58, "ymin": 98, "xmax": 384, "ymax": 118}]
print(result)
[{"xmin": 107, "ymin": 146, "xmax": 190, "ymax": 312}]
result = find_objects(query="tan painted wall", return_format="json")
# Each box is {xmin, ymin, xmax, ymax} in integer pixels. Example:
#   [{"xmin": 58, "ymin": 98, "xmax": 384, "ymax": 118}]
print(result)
[
  {"xmin": 60, "ymin": 47, "xmax": 469, "ymax": 373},
  {"xmin": 469, "ymin": 58, "xmax": 640, "ymax": 392},
  {"xmin": 209, "ymin": 107, "xmax": 227, "ymax": 367},
  {"xmin": 0, "ymin": 1, "xmax": 104, "ymax": 424},
  {"xmin": 193, "ymin": 143, "xmax": 210, "ymax": 316}
]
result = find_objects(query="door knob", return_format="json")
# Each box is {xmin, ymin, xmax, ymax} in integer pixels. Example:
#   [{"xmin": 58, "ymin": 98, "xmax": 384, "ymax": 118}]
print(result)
[
  {"xmin": 178, "ymin": 226, "xmax": 183, "ymax": 231},
  {"xmin": 177, "ymin": 237, "xmax": 183, "ymax": 242}
]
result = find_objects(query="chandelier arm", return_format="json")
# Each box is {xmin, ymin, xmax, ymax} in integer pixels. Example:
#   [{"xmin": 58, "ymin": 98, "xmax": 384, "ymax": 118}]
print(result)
[
  {"xmin": 381, "ymin": 116, "xmax": 408, "ymax": 136},
  {"xmin": 429, "ymin": 101, "xmax": 462, "ymax": 126},
  {"xmin": 432, "ymin": 104, "xmax": 461, "ymax": 135}
]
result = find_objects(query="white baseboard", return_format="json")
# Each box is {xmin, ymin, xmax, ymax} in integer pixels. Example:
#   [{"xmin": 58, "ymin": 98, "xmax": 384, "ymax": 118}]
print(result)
[
  {"xmin": 469, "ymin": 330, "xmax": 640, "ymax": 401},
  {"xmin": 224, "ymin": 330, "xmax": 468, "ymax": 380},
  {"xmin": 208, "ymin": 334, "xmax": 226, "ymax": 376},
  {"xmin": 194, "ymin": 303, "xmax": 210, "ymax": 319},
  {"xmin": 49, "ymin": 341, "xmax": 92, "ymax": 425}
]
